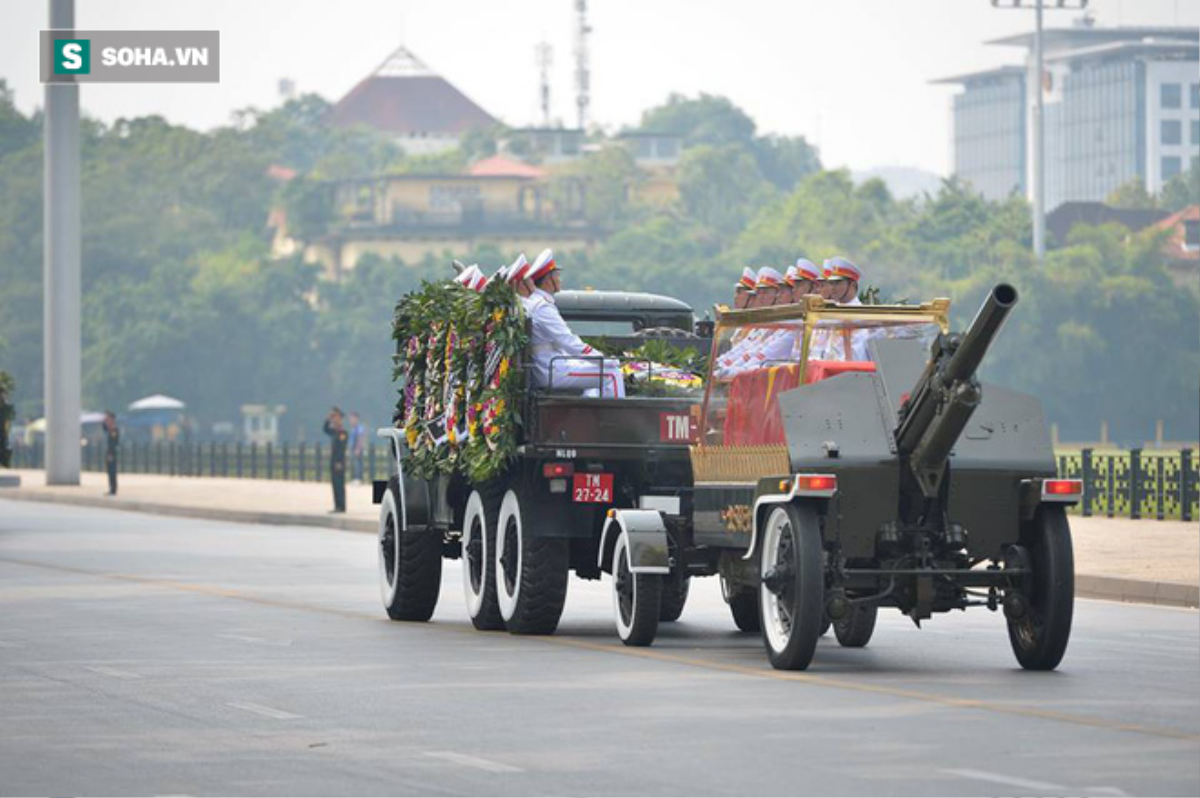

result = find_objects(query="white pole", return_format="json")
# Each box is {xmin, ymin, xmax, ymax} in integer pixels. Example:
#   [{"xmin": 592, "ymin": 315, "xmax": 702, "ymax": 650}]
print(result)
[
  {"xmin": 44, "ymin": 0, "xmax": 82, "ymax": 485},
  {"xmin": 1032, "ymin": 1, "xmax": 1046, "ymax": 260}
]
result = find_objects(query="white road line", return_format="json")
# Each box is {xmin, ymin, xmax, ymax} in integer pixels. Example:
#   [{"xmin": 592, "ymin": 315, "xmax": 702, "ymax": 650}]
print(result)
[
  {"xmin": 423, "ymin": 750, "xmax": 523, "ymax": 773},
  {"xmin": 85, "ymin": 665, "xmax": 143, "ymax": 680},
  {"xmin": 217, "ymin": 633, "xmax": 293, "ymax": 647},
  {"xmin": 226, "ymin": 701, "xmax": 302, "ymax": 720},
  {"xmin": 941, "ymin": 768, "xmax": 1066, "ymax": 792}
]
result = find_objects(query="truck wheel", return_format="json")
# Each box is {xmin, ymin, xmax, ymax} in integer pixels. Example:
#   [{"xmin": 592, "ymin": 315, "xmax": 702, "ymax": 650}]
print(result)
[
  {"xmin": 759, "ymin": 503, "xmax": 823, "ymax": 671},
  {"xmin": 494, "ymin": 488, "xmax": 569, "ymax": 635},
  {"xmin": 722, "ymin": 575, "xmax": 760, "ymax": 633},
  {"xmin": 379, "ymin": 478, "xmax": 441, "ymax": 622},
  {"xmin": 659, "ymin": 575, "xmax": 690, "ymax": 622},
  {"xmin": 1008, "ymin": 504, "xmax": 1074, "ymax": 671},
  {"xmin": 612, "ymin": 534, "xmax": 662, "ymax": 646},
  {"xmin": 461, "ymin": 488, "xmax": 505, "ymax": 631},
  {"xmin": 833, "ymin": 605, "xmax": 877, "ymax": 648}
]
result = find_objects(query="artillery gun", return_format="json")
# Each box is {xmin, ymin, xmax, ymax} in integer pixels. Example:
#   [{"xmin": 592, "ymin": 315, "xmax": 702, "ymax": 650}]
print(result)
[{"xmin": 599, "ymin": 285, "xmax": 1081, "ymax": 671}]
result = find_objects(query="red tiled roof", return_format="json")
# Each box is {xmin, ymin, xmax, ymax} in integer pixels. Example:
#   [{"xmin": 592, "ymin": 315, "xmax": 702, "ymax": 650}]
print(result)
[
  {"xmin": 467, "ymin": 156, "xmax": 545, "ymax": 179},
  {"xmin": 328, "ymin": 65, "xmax": 496, "ymax": 137},
  {"xmin": 1151, "ymin": 205, "xmax": 1199, "ymax": 261}
]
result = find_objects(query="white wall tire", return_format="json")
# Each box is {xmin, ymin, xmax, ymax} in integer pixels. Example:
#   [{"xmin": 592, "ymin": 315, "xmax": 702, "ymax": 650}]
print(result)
[
  {"xmin": 759, "ymin": 503, "xmax": 823, "ymax": 670},
  {"xmin": 379, "ymin": 489, "xmax": 400, "ymax": 608},
  {"xmin": 462, "ymin": 488, "xmax": 505, "ymax": 631},
  {"xmin": 612, "ymin": 533, "xmax": 662, "ymax": 647},
  {"xmin": 494, "ymin": 487, "xmax": 569, "ymax": 635},
  {"xmin": 378, "ymin": 478, "xmax": 442, "ymax": 622}
]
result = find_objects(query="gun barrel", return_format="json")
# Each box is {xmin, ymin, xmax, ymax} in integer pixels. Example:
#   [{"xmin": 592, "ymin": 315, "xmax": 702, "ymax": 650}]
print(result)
[{"xmin": 943, "ymin": 283, "xmax": 1017, "ymax": 385}]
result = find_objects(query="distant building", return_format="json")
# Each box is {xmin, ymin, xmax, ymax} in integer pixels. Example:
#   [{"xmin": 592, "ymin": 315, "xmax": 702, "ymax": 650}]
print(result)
[
  {"xmin": 299, "ymin": 166, "xmax": 593, "ymax": 278},
  {"xmin": 1045, "ymin": 201, "xmax": 1170, "ymax": 245},
  {"xmin": 937, "ymin": 24, "xmax": 1199, "ymax": 209},
  {"xmin": 504, "ymin": 128, "xmax": 587, "ymax": 164},
  {"xmin": 616, "ymin": 132, "xmax": 683, "ymax": 167},
  {"xmin": 327, "ymin": 47, "xmax": 497, "ymax": 155}
]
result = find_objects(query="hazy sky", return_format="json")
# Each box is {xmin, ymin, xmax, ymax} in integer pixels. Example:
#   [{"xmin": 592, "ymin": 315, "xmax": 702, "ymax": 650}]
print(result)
[{"xmin": 2, "ymin": 0, "xmax": 1196, "ymax": 174}]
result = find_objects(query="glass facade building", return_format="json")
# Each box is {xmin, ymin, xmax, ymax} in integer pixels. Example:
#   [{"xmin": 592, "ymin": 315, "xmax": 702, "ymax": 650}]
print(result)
[{"xmin": 939, "ymin": 26, "xmax": 1198, "ymax": 208}]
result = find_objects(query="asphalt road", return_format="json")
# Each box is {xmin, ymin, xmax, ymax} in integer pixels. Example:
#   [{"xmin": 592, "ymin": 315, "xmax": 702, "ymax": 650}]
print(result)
[{"xmin": 1, "ymin": 499, "xmax": 1197, "ymax": 797}]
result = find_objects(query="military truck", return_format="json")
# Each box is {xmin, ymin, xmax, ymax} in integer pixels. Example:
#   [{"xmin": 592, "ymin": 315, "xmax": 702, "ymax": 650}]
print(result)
[
  {"xmin": 374, "ymin": 289, "xmax": 706, "ymax": 636},
  {"xmin": 598, "ymin": 285, "xmax": 1082, "ymax": 670}
]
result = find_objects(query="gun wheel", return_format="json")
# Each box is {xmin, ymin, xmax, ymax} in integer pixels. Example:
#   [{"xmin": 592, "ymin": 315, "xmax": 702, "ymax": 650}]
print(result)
[
  {"xmin": 759, "ymin": 503, "xmax": 823, "ymax": 671},
  {"xmin": 1007, "ymin": 504, "xmax": 1074, "ymax": 671}
]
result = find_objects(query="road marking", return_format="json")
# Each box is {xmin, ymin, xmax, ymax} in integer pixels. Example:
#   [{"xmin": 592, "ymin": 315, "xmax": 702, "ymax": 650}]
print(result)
[
  {"xmin": 85, "ymin": 665, "xmax": 143, "ymax": 680},
  {"xmin": 423, "ymin": 750, "xmax": 523, "ymax": 773},
  {"xmin": 217, "ymin": 633, "xmax": 294, "ymax": 647},
  {"xmin": 226, "ymin": 701, "xmax": 301, "ymax": 720},
  {"xmin": 941, "ymin": 769, "xmax": 1128, "ymax": 797},
  {"xmin": 2, "ymin": 554, "xmax": 1196, "ymax": 744}
]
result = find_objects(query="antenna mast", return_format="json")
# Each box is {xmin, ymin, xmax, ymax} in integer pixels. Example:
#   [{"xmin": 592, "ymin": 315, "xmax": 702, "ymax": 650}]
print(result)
[
  {"xmin": 573, "ymin": 0, "xmax": 591, "ymax": 130},
  {"xmin": 536, "ymin": 41, "xmax": 553, "ymax": 127}
]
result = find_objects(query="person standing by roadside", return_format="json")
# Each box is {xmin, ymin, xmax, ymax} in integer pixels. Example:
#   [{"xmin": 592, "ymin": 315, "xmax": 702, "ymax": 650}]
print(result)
[
  {"xmin": 323, "ymin": 407, "xmax": 348, "ymax": 513},
  {"xmin": 348, "ymin": 411, "xmax": 366, "ymax": 484},
  {"xmin": 103, "ymin": 411, "xmax": 119, "ymax": 496}
]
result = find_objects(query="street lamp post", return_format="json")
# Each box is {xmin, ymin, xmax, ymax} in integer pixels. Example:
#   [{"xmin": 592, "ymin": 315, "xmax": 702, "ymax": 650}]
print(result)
[
  {"xmin": 991, "ymin": 0, "xmax": 1088, "ymax": 261},
  {"xmin": 44, "ymin": 0, "xmax": 82, "ymax": 485}
]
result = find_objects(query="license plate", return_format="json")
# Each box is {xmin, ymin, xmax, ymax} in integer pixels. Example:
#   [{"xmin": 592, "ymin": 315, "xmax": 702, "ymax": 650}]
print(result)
[{"xmin": 572, "ymin": 473, "xmax": 613, "ymax": 503}]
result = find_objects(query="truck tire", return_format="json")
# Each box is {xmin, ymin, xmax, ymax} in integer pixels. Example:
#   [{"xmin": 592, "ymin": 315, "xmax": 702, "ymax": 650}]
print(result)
[
  {"xmin": 612, "ymin": 534, "xmax": 662, "ymax": 646},
  {"xmin": 1008, "ymin": 504, "xmax": 1074, "ymax": 671},
  {"xmin": 722, "ymin": 575, "xmax": 761, "ymax": 633},
  {"xmin": 833, "ymin": 604, "xmax": 877, "ymax": 648},
  {"xmin": 379, "ymin": 478, "xmax": 441, "ymax": 622},
  {"xmin": 461, "ymin": 487, "xmax": 505, "ymax": 631},
  {"xmin": 759, "ymin": 503, "xmax": 823, "ymax": 671},
  {"xmin": 495, "ymin": 487, "xmax": 569, "ymax": 635},
  {"xmin": 659, "ymin": 575, "xmax": 690, "ymax": 622}
]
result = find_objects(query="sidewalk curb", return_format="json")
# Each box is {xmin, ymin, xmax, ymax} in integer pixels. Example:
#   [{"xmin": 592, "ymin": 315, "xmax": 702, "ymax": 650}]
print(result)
[
  {"xmin": 4, "ymin": 489, "xmax": 1198, "ymax": 610},
  {"xmin": 1, "ymin": 489, "xmax": 377, "ymax": 535}
]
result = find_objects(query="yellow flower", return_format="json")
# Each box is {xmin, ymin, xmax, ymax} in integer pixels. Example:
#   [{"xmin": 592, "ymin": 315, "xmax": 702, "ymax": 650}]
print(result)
[
  {"xmin": 498, "ymin": 358, "xmax": 510, "ymax": 378},
  {"xmin": 493, "ymin": 309, "xmax": 505, "ymax": 322},
  {"xmin": 494, "ymin": 399, "xmax": 506, "ymax": 415},
  {"xmin": 448, "ymin": 428, "xmax": 457, "ymax": 445},
  {"xmin": 468, "ymin": 422, "xmax": 479, "ymax": 436},
  {"xmin": 405, "ymin": 427, "xmax": 418, "ymax": 447}
]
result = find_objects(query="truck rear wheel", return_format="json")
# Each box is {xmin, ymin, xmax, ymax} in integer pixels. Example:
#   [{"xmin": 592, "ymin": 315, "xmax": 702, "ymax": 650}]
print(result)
[
  {"xmin": 722, "ymin": 575, "xmax": 760, "ymax": 633},
  {"xmin": 833, "ymin": 604, "xmax": 877, "ymax": 648},
  {"xmin": 1008, "ymin": 504, "xmax": 1074, "ymax": 671},
  {"xmin": 495, "ymin": 488, "xmax": 569, "ymax": 635},
  {"xmin": 759, "ymin": 503, "xmax": 823, "ymax": 671},
  {"xmin": 462, "ymin": 487, "xmax": 505, "ymax": 631},
  {"xmin": 659, "ymin": 575, "xmax": 690, "ymax": 622},
  {"xmin": 612, "ymin": 534, "xmax": 662, "ymax": 646},
  {"xmin": 379, "ymin": 478, "xmax": 442, "ymax": 622}
]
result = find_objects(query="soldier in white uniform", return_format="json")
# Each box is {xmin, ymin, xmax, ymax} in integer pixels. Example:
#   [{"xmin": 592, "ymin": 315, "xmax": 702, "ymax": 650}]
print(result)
[
  {"xmin": 732, "ymin": 267, "xmax": 756, "ymax": 310},
  {"xmin": 810, "ymin": 256, "xmax": 872, "ymax": 361},
  {"xmin": 714, "ymin": 266, "xmax": 786, "ymax": 378},
  {"xmin": 526, "ymin": 249, "xmax": 626, "ymax": 398}
]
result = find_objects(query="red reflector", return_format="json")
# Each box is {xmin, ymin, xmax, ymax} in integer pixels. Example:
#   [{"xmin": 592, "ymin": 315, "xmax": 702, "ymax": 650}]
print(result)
[
  {"xmin": 543, "ymin": 462, "xmax": 574, "ymax": 478},
  {"xmin": 795, "ymin": 474, "xmax": 837, "ymax": 492},
  {"xmin": 1044, "ymin": 479, "xmax": 1081, "ymax": 496}
]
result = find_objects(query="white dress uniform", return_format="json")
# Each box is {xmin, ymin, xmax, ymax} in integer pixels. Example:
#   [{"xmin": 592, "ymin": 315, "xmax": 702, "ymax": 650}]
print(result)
[{"xmin": 524, "ymin": 250, "xmax": 625, "ymax": 398}]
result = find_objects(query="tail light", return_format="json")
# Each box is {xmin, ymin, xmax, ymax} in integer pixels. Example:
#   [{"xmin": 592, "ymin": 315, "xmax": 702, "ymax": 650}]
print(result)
[
  {"xmin": 543, "ymin": 462, "xmax": 574, "ymax": 478},
  {"xmin": 792, "ymin": 473, "xmax": 838, "ymax": 497},
  {"xmin": 1042, "ymin": 479, "xmax": 1082, "ymax": 501}
]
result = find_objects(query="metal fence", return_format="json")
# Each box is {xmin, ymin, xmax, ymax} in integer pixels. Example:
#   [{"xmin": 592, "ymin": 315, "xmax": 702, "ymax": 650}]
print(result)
[
  {"xmin": 8, "ymin": 442, "xmax": 1198, "ymax": 522},
  {"xmin": 9, "ymin": 441, "xmax": 393, "ymax": 485},
  {"xmin": 1056, "ymin": 449, "xmax": 1196, "ymax": 522}
]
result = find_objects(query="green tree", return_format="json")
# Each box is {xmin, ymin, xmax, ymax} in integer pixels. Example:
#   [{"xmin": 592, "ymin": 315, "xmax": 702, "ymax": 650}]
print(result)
[
  {"xmin": 639, "ymin": 93, "xmax": 756, "ymax": 146},
  {"xmin": 1160, "ymin": 156, "xmax": 1200, "ymax": 212},
  {"xmin": 678, "ymin": 143, "xmax": 774, "ymax": 241},
  {"xmin": 1105, "ymin": 177, "xmax": 1157, "ymax": 209}
]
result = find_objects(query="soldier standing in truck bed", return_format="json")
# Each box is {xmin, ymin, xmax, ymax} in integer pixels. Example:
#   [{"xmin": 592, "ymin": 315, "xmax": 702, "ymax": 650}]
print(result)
[{"xmin": 323, "ymin": 407, "xmax": 348, "ymax": 513}]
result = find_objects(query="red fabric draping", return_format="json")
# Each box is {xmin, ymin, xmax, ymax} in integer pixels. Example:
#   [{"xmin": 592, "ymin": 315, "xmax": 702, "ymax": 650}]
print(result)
[{"xmin": 723, "ymin": 360, "xmax": 877, "ymax": 446}]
